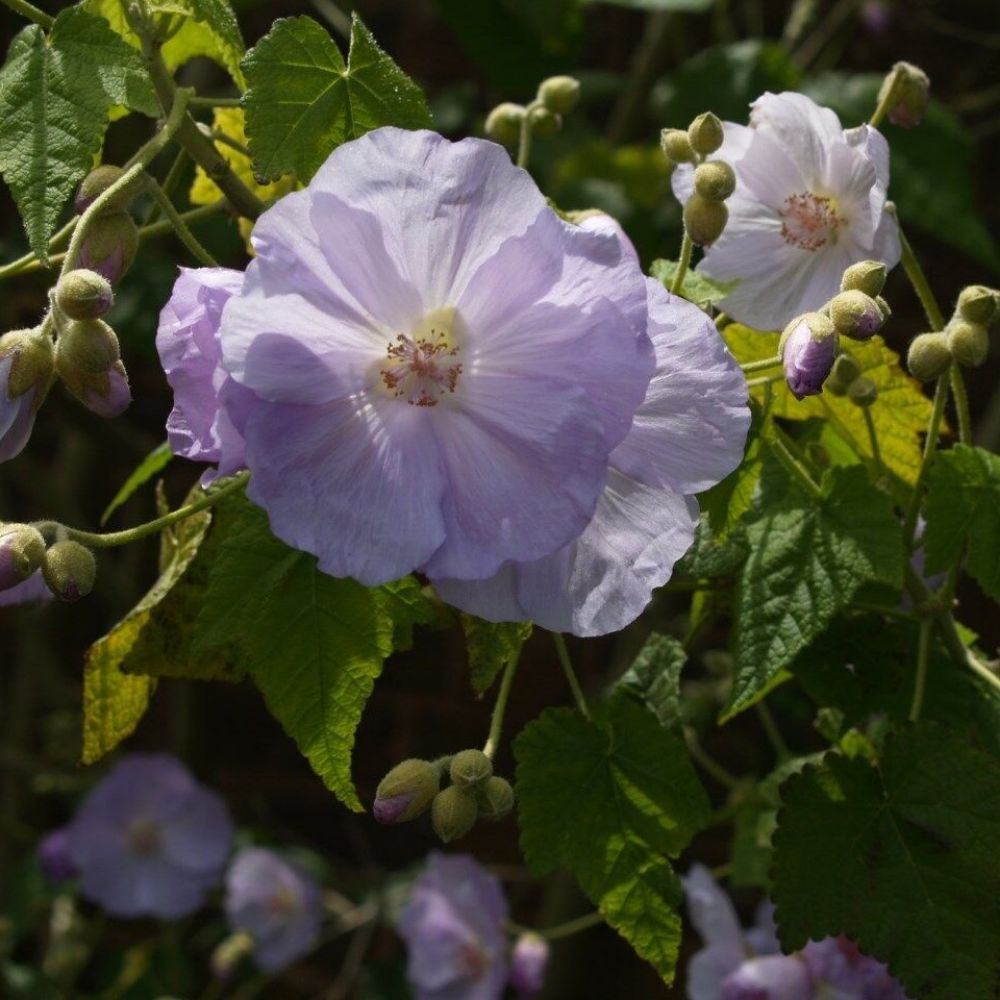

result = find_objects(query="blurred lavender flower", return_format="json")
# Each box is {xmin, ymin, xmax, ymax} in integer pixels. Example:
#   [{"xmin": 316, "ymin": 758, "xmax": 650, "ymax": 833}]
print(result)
[
  {"xmin": 37, "ymin": 827, "xmax": 78, "ymax": 883},
  {"xmin": 224, "ymin": 848, "xmax": 324, "ymax": 971},
  {"xmin": 672, "ymin": 93, "xmax": 900, "ymax": 330},
  {"xmin": 802, "ymin": 937, "xmax": 909, "ymax": 999},
  {"xmin": 398, "ymin": 852, "xmax": 509, "ymax": 1000},
  {"xmin": 509, "ymin": 932, "xmax": 549, "ymax": 996},
  {"xmin": 65, "ymin": 754, "xmax": 233, "ymax": 919}
]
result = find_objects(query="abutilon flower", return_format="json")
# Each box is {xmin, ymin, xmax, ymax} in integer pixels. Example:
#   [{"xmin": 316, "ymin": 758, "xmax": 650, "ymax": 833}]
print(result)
[
  {"xmin": 64, "ymin": 754, "xmax": 233, "ymax": 919},
  {"xmin": 433, "ymin": 217, "xmax": 749, "ymax": 637},
  {"xmin": 780, "ymin": 313, "xmax": 838, "ymax": 399},
  {"xmin": 224, "ymin": 848, "xmax": 324, "ymax": 971},
  {"xmin": 672, "ymin": 92, "xmax": 900, "ymax": 331},
  {"xmin": 398, "ymin": 852, "xmax": 510, "ymax": 1000},
  {"xmin": 214, "ymin": 127, "xmax": 654, "ymax": 586}
]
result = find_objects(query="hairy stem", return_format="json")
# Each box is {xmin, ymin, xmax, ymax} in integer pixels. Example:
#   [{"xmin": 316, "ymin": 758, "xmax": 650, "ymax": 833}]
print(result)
[
  {"xmin": 147, "ymin": 179, "xmax": 219, "ymax": 266},
  {"xmin": 482, "ymin": 651, "xmax": 522, "ymax": 760},
  {"xmin": 507, "ymin": 911, "xmax": 606, "ymax": 942},
  {"xmin": 869, "ymin": 63, "xmax": 902, "ymax": 129},
  {"xmin": 950, "ymin": 366, "xmax": 973, "ymax": 446},
  {"xmin": 670, "ymin": 231, "xmax": 694, "ymax": 296},
  {"xmin": 909, "ymin": 618, "xmax": 932, "ymax": 721},
  {"xmin": 516, "ymin": 101, "xmax": 541, "ymax": 170},
  {"xmin": 188, "ymin": 95, "xmax": 243, "ymax": 109},
  {"xmin": 900, "ymin": 228, "xmax": 946, "ymax": 331},
  {"xmin": 552, "ymin": 633, "xmax": 590, "ymax": 718},
  {"xmin": 1, "ymin": 0, "xmax": 52, "ymax": 29},
  {"xmin": 741, "ymin": 354, "xmax": 783, "ymax": 374},
  {"xmin": 902, "ymin": 372, "xmax": 950, "ymax": 547}
]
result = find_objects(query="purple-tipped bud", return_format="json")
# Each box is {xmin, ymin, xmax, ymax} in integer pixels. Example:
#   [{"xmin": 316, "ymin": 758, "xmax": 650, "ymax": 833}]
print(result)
[
  {"xmin": 780, "ymin": 313, "xmax": 838, "ymax": 399},
  {"xmin": 0, "ymin": 330, "xmax": 53, "ymax": 463},
  {"xmin": 509, "ymin": 933, "xmax": 550, "ymax": 997},
  {"xmin": 59, "ymin": 355, "xmax": 131, "ymax": 419},
  {"xmin": 41, "ymin": 541, "xmax": 96, "ymax": 602},
  {"xmin": 56, "ymin": 320, "xmax": 121, "ymax": 376},
  {"xmin": 721, "ymin": 955, "xmax": 813, "ymax": 1000},
  {"xmin": 0, "ymin": 525, "xmax": 46, "ymax": 592},
  {"xmin": 78, "ymin": 213, "xmax": 139, "ymax": 284},
  {"xmin": 373, "ymin": 758, "xmax": 440, "ymax": 824},
  {"xmin": 829, "ymin": 290, "xmax": 884, "ymax": 340},
  {"xmin": 37, "ymin": 827, "xmax": 78, "ymax": 883},
  {"xmin": 54, "ymin": 270, "xmax": 114, "ymax": 321},
  {"xmin": 879, "ymin": 62, "xmax": 930, "ymax": 129}
]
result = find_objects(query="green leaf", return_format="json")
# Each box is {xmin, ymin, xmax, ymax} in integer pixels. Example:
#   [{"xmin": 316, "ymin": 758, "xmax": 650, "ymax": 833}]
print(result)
[
  {"xmin": 618, "ymin": 632, "xmax": 687, "ymax": 728},
  {"xmin": 772, "ymin": 724, "xmax": 1000, "ymax": 1000},
  {"xmin": 514, "ymin": 695, "xmax": 710, "ymax": 982},
  {"xmin": 649, "ymin": 259, "xmax": 739, "ymax": 310},
  {"xmin": 461, "ymin": 615, "xmax": 532, "ymax": 694},
  {"xmin": 193, "ymin": 499, "xmax": 435, "ymax": 810},
  {"xmin": 698, "ymin": 410, "xmax": 764, "ymax": 540},
  {"xmin": 242, "ymin": 14, "xmax": 432, "ymax": 183},
  {"xmin": 101, "ymin": 442, "xmax": 173, "ymax": 526},
  {"xmin": 923, "ymin": 444, "xmax": 1000, "ymax": 600},
  {"xmin": 0, "ymin": 8, "xmax": 157, "ymax": 259},
  {"xmin": 82, "ymin": 496, "xmax": 212, "ymax": 764},
  {"xmin": 729, "ymin": 464, "xmax": 903, "ymax": 718}
]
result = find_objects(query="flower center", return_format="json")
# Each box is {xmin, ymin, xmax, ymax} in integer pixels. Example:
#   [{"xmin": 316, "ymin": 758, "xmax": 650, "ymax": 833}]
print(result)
[
  {"xmin": 379, "ymin": 307, "xmax": 463, "ymax": 407},
  {"xmin": 127, "ymin": 818, "xmax": 161, "ymax": 857},
  {"xmin": 267, "ymin": 885, "xmax": 299, "ymax": 918},
  {"xmin": 779, "ymin": 192, "xmax": 843, "ymax": 251}
]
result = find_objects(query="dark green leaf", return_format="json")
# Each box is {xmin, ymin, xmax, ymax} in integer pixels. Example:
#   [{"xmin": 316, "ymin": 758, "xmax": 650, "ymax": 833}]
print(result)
[
  {"xmin": 618, "ymin": 632, "xmax": 687, "ymax": 728},
  {"xmin": 461, "ymin": 615, "xmax": 532, "ymax": 694}
]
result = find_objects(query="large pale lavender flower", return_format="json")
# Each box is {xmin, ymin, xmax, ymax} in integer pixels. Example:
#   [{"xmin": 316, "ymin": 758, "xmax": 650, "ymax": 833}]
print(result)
[
  {"xmin": 673, "ymin": 92, "xmax": 900, "ymax": 330},
  {"xmin": 801, "ymin": 937, "xmax": 908, "ymax": 1000},
  {"xmin": 224, "ymin": 848, "xmax": 324, "ymax": 971},
  {"xmin": 217, "ymin": 128, "xmax": 654, "ymax": 586},
  {"xmin": 66, "ymin": 754, "xmax": 233, "ymax": 919},
  {"xmin": 156, "ymin": 267, "xmax": 249, "ymax": 480},
  {"xmin": 433, "ymin": 217, "xmax": 749, "ymax": 636},
  {"xmin": 398, "ymin": 852, "xmax": 509, "ymax": 1000}
]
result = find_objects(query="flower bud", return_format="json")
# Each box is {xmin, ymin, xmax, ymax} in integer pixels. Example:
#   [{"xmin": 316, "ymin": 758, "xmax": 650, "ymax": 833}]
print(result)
[
  {"xmin": 42, "ymin": 541, "xmax": 96, "ymax": 602},
  {"xmin": 848, "ymin": 376, "xmax": 878, "ymax": 407},
  {"xmin": 78, "ymin": 213, "xmax": 139, "ymax": 284},
  {"xmin": 59, "ymin": 359, "xmax": 131, "ymax": 419},
  {"xmin": 947, "ymin": 319, "xmax": 990, "ymax": 368},
  {"xmin": 957, "ymin": 285, "xmax": 998, "ymax": 326},
  {"xmin": 431, "ymin": 785, "xmax": 478, "ymax": 843},
  {"xmin": 660, "ymin": 128, "xmax": 695, "ymax": 164},
  {"xmin": 37, "ymin": 828, "xmax": 78, "ymax": 884},
  {"xmin": 56, "ymin": 320, "xmax": 121, "ymax": 376},
  {"xmin": 779, "ymin": 312, "xmax": 838, "ymax": 399},
  {"xmin": 879, "ymin": 61, "xmax": 930, "ymax": 129},
  {"xmin": 510, "ymin": 933, "xmax": 550, "ymax": 996},
  {"xmin": 684, "ymin": 194, "xmax": 728, "ymax": 247},
  {"xmin": 875, "ymin": 295, "xmax": 892, "ymax": 322},
  {"xmin": 693, "ymin": 160, "xmax": 736, "ymax": 202},
  {"xmin": 0, "ymin": 524, "xmax": 46, "ymax": 591},
  {"xmin": 907, "ymin": 332, "xmax": 951, "ymax": 381},
  {"xmin": 54, "ymin": 270, "xmax": 113, "ymax": 321},
  {"xmin": 485, "ymin": 103, "xmax": 525, "ymax": 147},
  {"xmin": 476, "ymin": 775, "xmax": 515, "ymax": 821},
  {"xmin": 0, "ymin": 328, "xmax": 55, "ymax": 400},
  {"xmin": 829, "ymin": 290, "xmax": 884, "ymax": 340},
  {"xmin": 529, "ymin": 107, "xmax": 561, "ymax": 138},
  {"xmin": 831, "ymin": 352, "xmax": 863, "ymax": 386},
  {"xmin": 840, "ymin": 260, "xmax": 887, "ymax": 298},
  {"xmin": 537, "ymin": 75, "xmax": 580, "ymax": 116},
  {"xmin": 74, "ymin": 165, "xmax": 135, "ymax": 215},
  {"xmin": 449, "ymin": 749, "xmax": 493, "ymax": 789},
  {"xmin": 373, "ymin": 758, "xmax": 441, "ymax": 824},
  {"xmin": 687, "ymin": 112, "xmax": 724, "ymax": 155}
]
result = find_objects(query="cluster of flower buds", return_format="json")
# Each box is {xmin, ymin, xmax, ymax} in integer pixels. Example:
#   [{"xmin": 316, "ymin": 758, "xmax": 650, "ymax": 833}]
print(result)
[
  {"xmin": 661, "ymin": 112, "xmax": 734, "ymax": 246},
  {"xmin": 908, "ymin": 284, "xmax": 999, "ymax": 381},
  {"xmin": 0, "ymin": 524, "xmax": 95, "ymax": 602},
  {"xmin": 485, "ymin": 75, "xmax": 581, "ymax": 148},
  {"xmin": 374, "ymin": 749, "xmax": 514, "ymax": 842},
  {"xmin": 780, "ymin": 261, "xmax": 889, "ymax": 399},
  {"xmin": 877, "ymin": 61, "xmax": 930, "ymax": 129},
  {"xmin": 0, "ymin": 326, "xmax": 56, "ymax": 461},
  {"xmin": 73, "ymin": 165, "xmax": 140, "ymax": 285}
]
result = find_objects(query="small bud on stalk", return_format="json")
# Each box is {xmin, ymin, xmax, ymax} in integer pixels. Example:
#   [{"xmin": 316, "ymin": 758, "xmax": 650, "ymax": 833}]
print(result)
[
  {"xmin": 449, "ymin": 749, "xmax": 493, "ymax": 789},
  {"xmin": 693, "ymin": 160, "xmax": 736, "ymax": 202},
  {"xmin": 875, "ymin": 296, "xmax": 892, "ymax": 322},
  {"xmin": 660, "ymin": 128, "xmax": 695, "ymax": 164},
  {"xmin": 0, "ymin": 525, "xmax": 46, "ymax": 592},
  {"xmin": 829, "ymin": 290, "xmax": 884, "ymax": 340},
  {"xmin": 824, "ymin": 352, "xmax": 863, "ymax": 396},
  {"xmin": 0, "ymin": 328, "xmax": 55, "ymax": 400},
  {"xmin": 840, "ymin": 260, "xmax": 887, "ymax": 298},
  {"xmin": 687, "ymin": 112, "xmax": 725, "ymax": 156},
  {"xmin": 74, "ymin": 165, "xmax": 135, "ymax": 215},
  {"xmin": 907, "ymin": 332, "xmax": 951, "ymax": 381},
  {"xmin": 848, "ymin": 376, "xmax": 878, "ymax": 408},
  {"xmin": 57, "ymin": 357, "xmax": 131, "ymax": 419},
  {"xmin": 476, "ymin": 776, "xmax": 514, "ymax": 820},
  {"xmin": 510, "ymin": 933, "xmax": 550, "ymax": 997},
  {"xmin": 431, "ymin": 785, "xmax": 478, "ymax": 843},
  {"xmin": 485, "ymin": 103, "xmax": 525, "ymax": 147},
  {"xmin": 529, "ymin": 107, "xmax": 561, "ymax": 138},
  {"xmin": 947, "ymin": 319, "xmax": 990, "ymax": 368},
  {"xmin": 683, "ymin": 195, "xmax": 728, "ymax": 247},
  {"xmin": 78, "ymin": 213, "xmax": 139, "ymax": 284},
  {"xmin": 957, "ymin": 285, "xmax": 998, "ymax": 326},
  {"xmin": 780, "ymin": 312, "xmax": 838, "ymax": 399},
  {"xmin": 878, "ymin": 62, "xmax": 930, "ymax": 129},
  {"xmin": 537, "ymin": 75, "xmax": 580, "ymax": 116},
  {"xmin": 56, "ymin": 320, "xmax": 121, "ymax": 375},
  {"xmin": 42, "ymin": 541, "xmax": 96, "ymax": 602},
  {"xmin": 373, "ymin": 758, "xmax": 441, "ymax": 824},
  {"xmin": 54, "ymin": 270, "xmax": 113, "ymax": 321}
]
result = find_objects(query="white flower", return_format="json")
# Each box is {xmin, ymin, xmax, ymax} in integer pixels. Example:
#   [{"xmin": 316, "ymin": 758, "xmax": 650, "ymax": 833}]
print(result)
[{"xmin": 673, "ymin": 92, "xmax": 901, "ymax": 331}]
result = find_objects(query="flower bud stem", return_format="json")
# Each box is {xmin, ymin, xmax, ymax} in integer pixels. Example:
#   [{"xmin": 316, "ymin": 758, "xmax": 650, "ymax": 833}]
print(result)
[
  {"xmin": 0, "ymin": 0, "xmax": 53, "ymax": 29},
  {"xmin": 950, "ymin": 367, "xmax": 973, "ymax": 446},
  {"xmin": 900, "ymin": 229, "xmax": 945, "ymax": 332},
  {"xmin": 769, "ymin": 427, "xmax": 824, "ymax": 502},
  {"xmin": 902, "ymin": 374, "xmax": 949, "ymax": 548},
  {"xmin": 869, "ymin": 64, "xmax": 905, "ymax": 129},
  {"xmin": 740, "ymin": 355, "xmax": 783, "ymax": 375},
  {"xmin": 507, "ymin": 911, "xmax": 605, "ymax": 942},
  {"xmin": 683, "ymin": 727, "xmax": 741, "ymax": 790},
  {"xmin": 908, "ymin": 618, "xmax": 933, "ymax": 722},
  {"xmin": 482, "ymin": 649, "xmax": 522, "ymax": 760},
  {"xmin": 862, "ymin": 407, "xmax": 885, "ymax": 482},
  {"xmin": 516, "ymin": 100, "xmax": 541, "ymax": 170},
  {"xmin": 669, "ymin": 232, "xmax": 694, "ymax": 296},
  {"xmin": 188, "ymin": 95, "xmax": 243, "ymax": 110},
  {"xmin": 143, "ymin": 147, "xmax": 188, "ymax": 226},
  {"xmin": 147, "ymin": 178, "xmax": 219, "ymax": 267},
  {"xmin": 551, "ymin": 633, "xmax": 590, "ymax": 719},
  {"xmin": 38, "ymin": 471, "xmax": 249, "ymax": 549}
]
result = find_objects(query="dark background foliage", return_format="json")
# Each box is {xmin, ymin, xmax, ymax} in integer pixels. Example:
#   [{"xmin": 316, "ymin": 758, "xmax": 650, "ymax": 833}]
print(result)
[{"xmin": 1, "ymin": 0, "xmax": 998, "ymax": 996}]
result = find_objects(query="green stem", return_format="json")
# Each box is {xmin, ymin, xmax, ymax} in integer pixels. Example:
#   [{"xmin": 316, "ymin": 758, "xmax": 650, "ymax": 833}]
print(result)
[
  {"xmin": 741, "ymin": 355, "xmax": 783, "ymax": 375},
  {"xmin": 670, "ymin": 231, "xmax": 694, "ymax": 296},
  {"xmin": 552, "ymin": 633, "xmax": 590, "ymax": 719},
  {"xmin": 950, "ymin": 365, "xmax": 973, "ymax": 445},
  {"xmin": 1, "ymin": 0, "xmax": 52, "ymax": 28},
  {"xmin": 507, "ymin": 911, "xmax": 605, "ymax": 942},
  {"xmin": 147, "ymin": 180, "xmax": 219, "ymax": 266},
  {"xmin": 909, "ymin": 618, "xmax": 932, "ymax": 721},
  {"xmin": 684, "ymin": 728, "xmax": 740, "ymax": 790},
  {"xmin": 770, "ymin": 427, "xmax": 824, "ymax": 501},
  {"xmin": 869, "ymin": 64, "xmax": 902, "ymax": 129},
  {"xmin": 482, "ymin": 651, "xmax": 522, "ymax": 760},
  {"xmin": 516, "ymin": 101, "xmax": 541, "ymax": 170},
  {"xmin": 746, "ymin": 373, "xmax": 785, "ymax": 390},
  {"xmin": 39, "ymin": 472, "xmax": 249, "ymax": 549},
  {"xmin": 902, "ymin": 372, "xmax": 950, "ymax": 547},
  {"xmin": 862, "ymin": 406, "xmax": 885, "ymax": 481},
  {"xmin": 210, "ymin": 130, "xmax": 251, "ymax": 159},
  {"xmin": 143, "ymin": 146, "xmax": 188, "ymax": 226},
  {"xmin": 188, "ymin": 95, "xmax": 243, "ymax": 109},
  {"xmin": 900, "ymin": 228, "xmax": 946, "ymax": 331},
  {"xmin": 755, "ymin": 700, "xmax": 790, "ymax": 762},
  {"xmin": 0, "ymin": 218, "xmax": 77, "ymax": 279}
]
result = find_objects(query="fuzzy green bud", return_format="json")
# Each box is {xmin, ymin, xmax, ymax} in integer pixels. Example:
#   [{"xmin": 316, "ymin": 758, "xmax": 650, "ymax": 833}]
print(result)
[
  {"xmin": 907, "ymin": 332, "xmax": 951, "ymax": 381},
  {"xmin": 683, "ymin": 194, "xmax": 728, "ymax": 247},
  {"xmin": 449, "ymin": 749, "xmax": 493, "ymax": 789},
  {"xmin": 538, "ymin": 75, "xmax": 580, "ymax": 116},
  {"xmin": 0, "ymin": 524, "xmax": 46, "ymax": 585},
  {"xmin": 0, "ymin": 328, "xmax": 55, "ymax": 400},
  {"xmin": 56, "ymin": 320, "xmax": 121, "ymax": 376},
  {"xmin": 957, "ymin": 285, "xmax": 998, "ymax": 326},
  {"xmin": 660, "ymin": 128, "xmax": 695, "ymax": 164},
  {"xmin": 42, "ymin": 541, "xmax": 96, "ymax": 602},
  {"xmin": 78, "ymin": 213, "xmax": 139, "ymax": 285},
  {"xmin": 840, "ymin": 260, "xmax": 887, "ymax": 298},
  {"xmin": 687, "ymin": 112, "xmax": 724, "ymax": 156},
  {"xmin": 485, "ymin": 103, "xmax": 525, "ymax": 147},
  {"xmin": 476, "ymin": 776, "xmax": 515, "ymax": 820},
  {"xmin": 875, "ymin": 296, "xmax": 892, "ymax": 323},
  {"xmin": 431, "ymin": 785, "xmax": 478, "ymax": 843},
  {"xmin": 693, "ymin": 160, "xmax": 736, "ymax": 201},
  {"xmin": 848, "ymin": 376, "xmax": 878, "ymax": 407},
  {"xmin": 879, "ymin": 62, "xmax": 930, "ymax": 129},
  {"xmin": 947, "ymin": 319, "xmax": 990, "ymax": 368},
  {"xmin": 824, "ymin": 352, "xmax": 863, "ymax": 396},
  {"xmin": 529, "ymin": 107, "xmax": 561, "ymax": 138},
  {"xmin": 74, "ymin": 165, "xmax": 135, "ymax": 215},
  {"xmin": 373, "ymin": 758, "xmax": 441, "ymax": 824},
  {"xmin": 54, "ymin": 270, "xmax": 114, "ymax": 321},
  {"xmin": 829, "ymin": 290, "xmax": 884, "ymax": 340}
]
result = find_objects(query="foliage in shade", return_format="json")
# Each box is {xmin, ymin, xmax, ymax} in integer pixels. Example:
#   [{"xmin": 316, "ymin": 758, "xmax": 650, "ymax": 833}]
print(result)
[
  {"xmin": 617, "ymin": 632, "xmax": 686, "ymax": 729},
  {"xmin": 649, "ymin": 259, "xmax": 740, "ymax": 311},
  {"xmin": 460, "ymin": 615, "xmax": 533, "ymax": 694}
]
